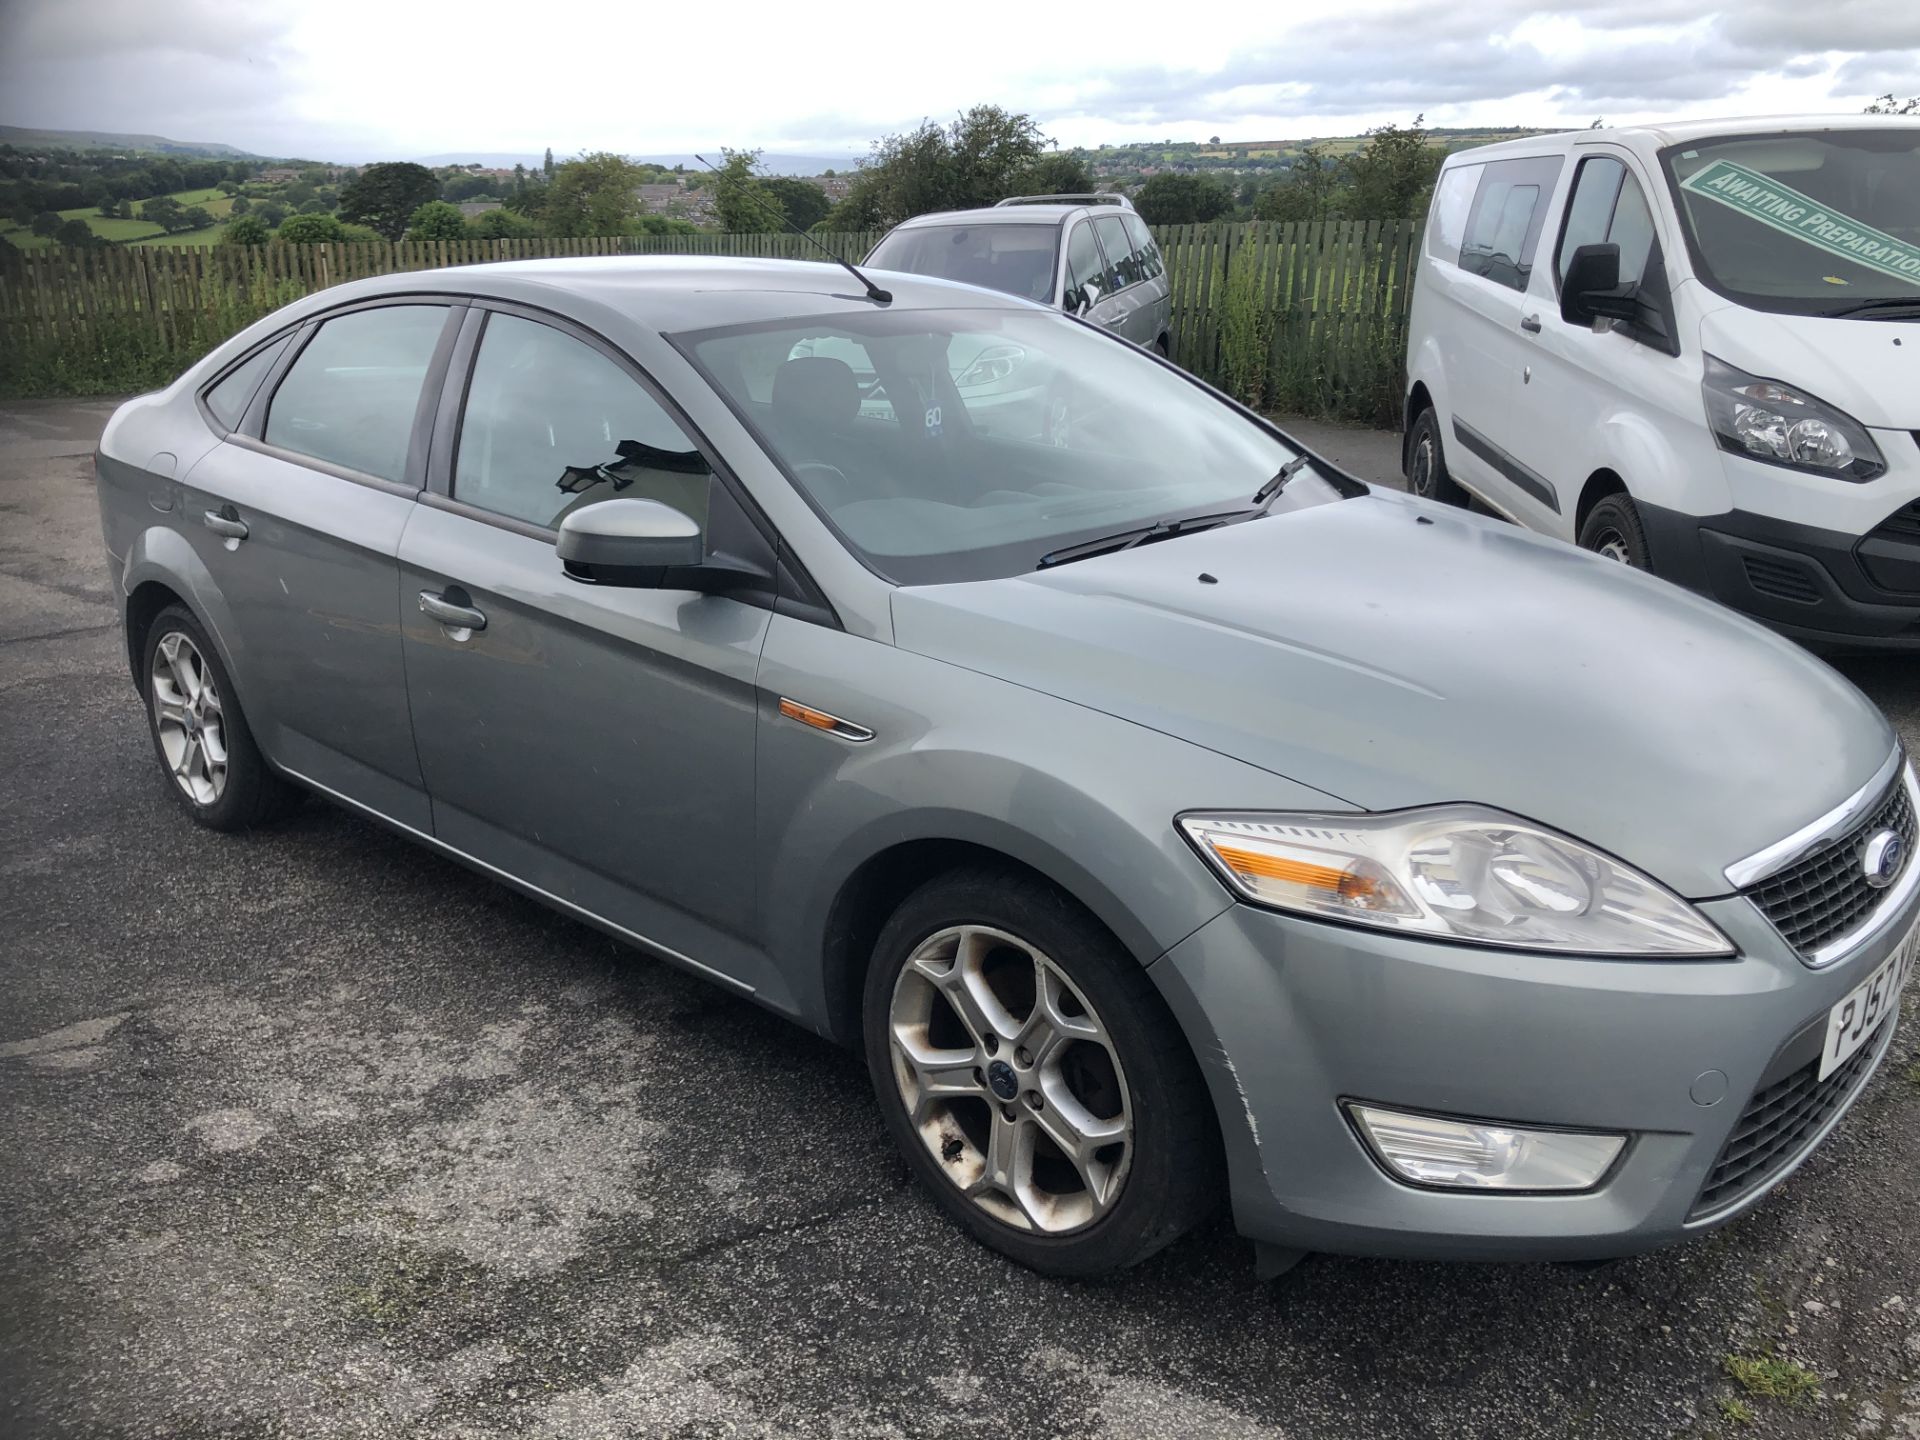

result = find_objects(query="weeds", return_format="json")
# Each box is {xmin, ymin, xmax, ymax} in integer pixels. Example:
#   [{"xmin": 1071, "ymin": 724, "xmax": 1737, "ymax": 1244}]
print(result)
[{"xmin": 1723, "ymin": 1352, "xmax": 1819, "ymax": 1404}]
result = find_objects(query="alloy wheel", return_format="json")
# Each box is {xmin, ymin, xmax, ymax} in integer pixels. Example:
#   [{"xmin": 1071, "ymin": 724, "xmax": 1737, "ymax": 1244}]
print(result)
[
  {"xmin": 150, "ymin": 631, "xmax": 228, "ymax": 806},
  {"xmin": 887, "ymin": 924, "xmax": 1132, "ymax": 1234}
]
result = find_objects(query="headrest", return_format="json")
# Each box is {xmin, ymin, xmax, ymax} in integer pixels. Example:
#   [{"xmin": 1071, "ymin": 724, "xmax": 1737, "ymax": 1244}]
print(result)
[{"xmin": 772, "ymin": 356, "xmax": 861, "ymax": 424}]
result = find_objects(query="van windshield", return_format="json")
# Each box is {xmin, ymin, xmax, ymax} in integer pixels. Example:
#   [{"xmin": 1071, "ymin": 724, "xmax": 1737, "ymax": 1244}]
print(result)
[
  {"xmin": 866, "ymin": 223, "xmax": 1060, "ymax": 305},
  {"xmin": 1663, "ymin": 129, "xmax": 1920, "ymax": 316}
]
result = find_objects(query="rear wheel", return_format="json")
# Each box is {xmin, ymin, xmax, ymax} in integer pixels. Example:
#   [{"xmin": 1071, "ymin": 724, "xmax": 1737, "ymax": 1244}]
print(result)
[
  {"xmin": 1578, "ymin": 493, "xmax": 1652, "ymax": 569},
  {"xmin": 1404, "ymin": 407, "xmax": 1468, "ymax": 507},
  {"xmin": 142, "ymin": 604, "xmax": 296, "ymax": 830},
  {"xmin": 863, "ymin": 868, "xmax": 1218, "ymax": 1276}
]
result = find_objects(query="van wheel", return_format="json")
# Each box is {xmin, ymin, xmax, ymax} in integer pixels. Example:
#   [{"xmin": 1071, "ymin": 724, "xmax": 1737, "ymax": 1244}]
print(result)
[
  {"xmin": 1578, "ymin": 494, "xmax": 1651, "ymax": 569},
  {"xmin": 862, "ymin": 867, "xmax": 1218, "ymax": 1276},
  {"xmin": 1405, "ymin": 409, "xmax": 1467, "ymax": 507}
]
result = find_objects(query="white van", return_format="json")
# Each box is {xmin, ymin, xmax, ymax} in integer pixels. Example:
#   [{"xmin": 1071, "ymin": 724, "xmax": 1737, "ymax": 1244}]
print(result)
[{"xmin": 1404, "ymin": 115, "xmax": 1920, "ymax": 648}]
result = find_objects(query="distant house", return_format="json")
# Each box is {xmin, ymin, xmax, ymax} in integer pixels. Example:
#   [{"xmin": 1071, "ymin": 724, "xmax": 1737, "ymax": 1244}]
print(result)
[
  {"xmin": 255, "ymin": 167, "xmax": 300, "ymax": 184},
  {"xmin": 636, "ymin": 182, "xmax": 684, "ymax": 214},
  {"xmin": 458, "ymin": 201, "xmax": 503, "ymax": 219},
  {"xmin": 804, "ymin": 175, "xmax": 853, "ymax": 202}
]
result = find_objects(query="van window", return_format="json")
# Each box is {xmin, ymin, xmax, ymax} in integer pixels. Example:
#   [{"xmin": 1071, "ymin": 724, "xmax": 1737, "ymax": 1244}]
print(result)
[
  {"xmin": 1121, "ymin": 212, "xmax": 1163, "ymax": 280},
  {"xmin": 1557, "ymin": 157, "xmax": 1658, "ymax": 289},
  {"xmin": 1428, "ymin": 164, "xmax": 1481, "ymax": 262},
  {"xmin": 1459, "ymin": 157, "xmax": 1564, "ymax": 292},
  {"xmin": 1093, "ymin": 214, "xmax": 1138, "ymax": 290},
  {"xmin": 1063, "ymin": 221, "xmax": 1105, "ymax": 310}
]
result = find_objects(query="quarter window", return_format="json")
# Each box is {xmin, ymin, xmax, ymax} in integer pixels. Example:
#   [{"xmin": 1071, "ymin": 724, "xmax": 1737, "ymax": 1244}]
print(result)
[
  {"xmin": 1459, "ymin": 157, "xmax": 1564, "ymax": 292},
  {"xmin": 204, "ymin": 334, "xmax": 291, "ymax": 432},
  {"xmin": 263, "ymin": 305, "xmax": 449, "ymax": 482},
  {"xmin": 454, "ymin": 312, "xmax": 710, "ymax": 532}
]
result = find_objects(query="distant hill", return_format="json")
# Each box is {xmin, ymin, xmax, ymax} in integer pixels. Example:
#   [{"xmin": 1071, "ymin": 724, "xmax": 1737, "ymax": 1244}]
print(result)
[
  {"xmin": 415, "ymin": 151, "xmax": 863, "ymax": 176},
  {"xmin": 0, "ymin": 124, "xmax": 258, "ymax": 158}
]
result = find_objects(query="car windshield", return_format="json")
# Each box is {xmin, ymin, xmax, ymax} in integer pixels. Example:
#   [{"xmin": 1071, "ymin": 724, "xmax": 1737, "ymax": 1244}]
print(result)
[
  {"xmin": 1663, "ymin": 129, "xmax": 1920, "ymax": 316},
  {"xmin": 865, "ymin": 224, "xmax": 1061, "ymax": 304},
  {"xmin": 676, "ymin": 308, "xmax": 1332, "ymax": 584}
]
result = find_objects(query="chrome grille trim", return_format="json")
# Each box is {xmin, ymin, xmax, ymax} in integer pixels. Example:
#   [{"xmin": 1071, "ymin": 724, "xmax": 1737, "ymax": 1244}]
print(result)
[{"xmin": 1725, "ymin": 748, "xmax": 1903, "ymax": 891}]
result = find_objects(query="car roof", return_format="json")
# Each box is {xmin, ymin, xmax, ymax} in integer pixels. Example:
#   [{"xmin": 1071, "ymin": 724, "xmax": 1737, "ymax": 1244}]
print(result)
[
  {"xmin": 1447, "ymin": 113, "xmax": 1920, "ymax": 165},
  {"xmin": 305, "ymin": 255, "xmax": 1044, "ymax": 334}
]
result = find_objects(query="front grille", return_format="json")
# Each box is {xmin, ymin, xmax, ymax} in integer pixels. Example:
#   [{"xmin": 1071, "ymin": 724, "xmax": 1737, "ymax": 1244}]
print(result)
[
  {"xmin": 1742, "ymin": 554, "xmax": 1822, "ymax": 605},
  {"xmin": 1747, "ymin": 778, "xmax": 1914, "ymax": 956},
  {"xmin": 1690, "ymin": 1018, "xmax": 1888, "ymax": 1218}
]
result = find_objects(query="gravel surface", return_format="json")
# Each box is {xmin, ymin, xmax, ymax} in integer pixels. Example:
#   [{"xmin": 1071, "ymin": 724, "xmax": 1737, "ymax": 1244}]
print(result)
[{"xmin": 7, "ymin": 398, "xmax": 1920, "ymax": 1439}]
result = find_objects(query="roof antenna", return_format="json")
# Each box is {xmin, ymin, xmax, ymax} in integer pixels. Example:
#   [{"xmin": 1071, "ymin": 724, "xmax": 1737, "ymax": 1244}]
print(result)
[{"xmin": 693, "ymin": 153, "xmax": 891, "ymax": 304}]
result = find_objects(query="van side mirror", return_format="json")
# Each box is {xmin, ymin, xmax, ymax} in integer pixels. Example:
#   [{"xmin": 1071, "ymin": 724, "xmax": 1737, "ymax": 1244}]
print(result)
[
  {"xmin": 557, "ymin": 498, "xmax": 703, "ymax": 585},
  {"xmin": 1560, "ymin": 243, "xmax": 1638, "ymax": 331}
]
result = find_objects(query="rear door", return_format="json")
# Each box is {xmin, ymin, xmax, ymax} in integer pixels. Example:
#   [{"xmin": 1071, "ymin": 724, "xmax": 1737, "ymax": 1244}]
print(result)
[
  {"xmin": 1440, "ymin": 155, "xmax": 1566, "ymax": 528},
  {"xmin": 177, "ymin": 300, "xmax": 461, "ymax": 828},
  {"xmin": 1090, "ymin": 212, "xmax": 1152, "ymax": 345},
  {"xmin": 396, "ymin": 304, "xmax": 781, "ymax": 993}
]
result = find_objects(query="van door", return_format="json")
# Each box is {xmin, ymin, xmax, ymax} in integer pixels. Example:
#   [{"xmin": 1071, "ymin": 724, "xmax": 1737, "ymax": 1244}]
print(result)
[
  {"xmin": 1091, "ymin": 213, "xmax": 1153, "ymax": 345},
  {"xmin": 1507, "ymin": 150, "xmax": 1686, "ymax": 546},
  {"xmin": 1440, "ymin": 156, "xmax": 1566, "ymax": 527}
]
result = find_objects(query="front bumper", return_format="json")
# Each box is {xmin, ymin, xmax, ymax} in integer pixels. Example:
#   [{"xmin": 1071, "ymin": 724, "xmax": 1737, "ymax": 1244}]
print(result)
[{"xmin": 1150, "ymin": 883, "xmax": 1917, "ymax": 1261}]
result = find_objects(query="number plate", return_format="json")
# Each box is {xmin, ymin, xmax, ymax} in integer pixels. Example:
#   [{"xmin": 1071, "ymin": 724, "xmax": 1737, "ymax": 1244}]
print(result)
[{"xmin": 1819, "ymin": 922, "xmax": 1920, "ymax": 1080}]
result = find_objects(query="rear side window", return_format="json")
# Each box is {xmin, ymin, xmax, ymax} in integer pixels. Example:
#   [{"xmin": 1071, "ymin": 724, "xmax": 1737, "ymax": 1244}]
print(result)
[
  {"xmin": 1459, "ymin": 157, "xmax": 1564, "ymax": 291},
  {"xmin": 1427, "ymin": 164, "xmax": 1482, "ymax": 261},
  {"xmin": 1093, "ymin": 214, "xmax": 1138, "ymax": 289},
  {"xmin": 1063, "ymin": 222, "xmax": 1105, "ymax": 310},
  {"xmin": 454, "ymin": 313, "xmax": 710, "ymax": 532},
  {"xmin": 1121, "ymin": 212, "xmax": 1163, "ymax": 280},
  {"xmin": 264, "ymin": 305, "xmax": 449, "ymax": 483},
  {"xmin": 203, "ymin": 335, "xmax": 291, "ymax": 431}
]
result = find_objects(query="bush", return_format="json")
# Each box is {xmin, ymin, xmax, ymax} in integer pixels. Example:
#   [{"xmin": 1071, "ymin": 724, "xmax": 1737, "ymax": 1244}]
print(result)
[
  {"xmin": 275, "ymin": 213, "xmax": 346, "ymax": 244},
  {"xmin": 221, "ymin": 215, "xmax": 272, "ymax": 246},
  {"xmin": 404, "ymin": 200, "xmax": 469, "ymax": 242},
  {"xmin": 54, "ymin": 218, "xmax": 101, "ymax": 248},
  {"xmin": 471, "ymin": 208, "xmax": 537, "ymax": 240},
  {"xmin": 1215, "ymin": 241, "xmax": 1274, "ymax": 410}
]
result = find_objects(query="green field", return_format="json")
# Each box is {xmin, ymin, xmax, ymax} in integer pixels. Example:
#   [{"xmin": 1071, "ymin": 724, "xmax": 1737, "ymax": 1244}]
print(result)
[{"xmin": 2, "ymin": 188, "xmax": 240, "ymax": 249}]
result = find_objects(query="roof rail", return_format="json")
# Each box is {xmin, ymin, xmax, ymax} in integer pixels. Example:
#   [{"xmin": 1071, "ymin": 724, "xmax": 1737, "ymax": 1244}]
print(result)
[{"xmin": 993, "ymin": 193, "xmax": 1133, "ymax": 210}]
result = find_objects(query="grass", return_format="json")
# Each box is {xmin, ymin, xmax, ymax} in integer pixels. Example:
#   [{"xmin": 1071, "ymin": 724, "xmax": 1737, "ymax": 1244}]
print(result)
[
  {"xmin": 1, "ymin": 188, "xmax": 239, "ymax": 249},
  {"xmin": 1723, "ymin": 1352, "xmax": 1820, "ymax": 1404},
  {"xmin": 1904, "ymin": 1059, "xmax": 1920, "ymax": 1086},
  {"xmin": 1717, "ymin": 1396, "xmax": 1755, "ymax": 1426}
]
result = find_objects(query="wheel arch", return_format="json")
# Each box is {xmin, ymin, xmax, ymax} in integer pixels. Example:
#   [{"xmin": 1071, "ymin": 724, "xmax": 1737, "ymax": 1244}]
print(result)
[
  {"xmin": 1574, "ymin": 467, "xmax": 1630, "ymax": 539},
  {"xmin": 120, "ymin": 526, "xmax": 251, "ymax": 714},
  {"xmin": 1402, "ymin": 380, "xmax": 1436, "ymax": 471}
]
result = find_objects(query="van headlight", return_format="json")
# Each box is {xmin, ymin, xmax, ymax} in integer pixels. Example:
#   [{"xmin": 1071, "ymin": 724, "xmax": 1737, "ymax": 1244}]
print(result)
[
  {"xmin": 1702, "ymin": 355, "xmax": 1885, "ymax": 481},
  {"xmin": 1179, "ymin": 807, "xmax": 1732, "ymax": 956}
]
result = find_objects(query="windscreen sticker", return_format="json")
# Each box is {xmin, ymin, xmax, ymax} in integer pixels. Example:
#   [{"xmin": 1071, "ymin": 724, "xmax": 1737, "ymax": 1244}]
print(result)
[{"xmin": 1679, "ymin": 159, "xmax": 1920, "ymax": 283}]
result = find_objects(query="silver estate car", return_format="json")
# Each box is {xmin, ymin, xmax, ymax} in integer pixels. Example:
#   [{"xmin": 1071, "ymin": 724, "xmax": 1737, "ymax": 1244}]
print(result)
[
  {"xmin": 97, "ymin": 257, "xmax": 1915, "ymax": 1278},
  {"xmin": 866, "ymin": 194, "xmax": 1173, "ymax": 353}
]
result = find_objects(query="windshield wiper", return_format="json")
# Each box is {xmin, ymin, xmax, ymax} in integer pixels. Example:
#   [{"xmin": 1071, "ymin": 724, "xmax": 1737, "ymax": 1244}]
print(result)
[
  {"xmin": 1825, "ymin": 296, "xmax": 1920, "ymax": 319},
  {"xmin": 1035, "ymin": 510, "xmax": 1245, "ymax": 569},
  {"xmin": 1250, "ymin": 453, "xmax": 1312, "ymax": 510}
]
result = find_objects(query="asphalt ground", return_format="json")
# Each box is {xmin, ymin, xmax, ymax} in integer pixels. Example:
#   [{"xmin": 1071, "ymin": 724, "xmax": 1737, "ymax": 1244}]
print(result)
[{"xmin": 7, "ymin": 398, "xmax": 1920, "ymax": 1439}]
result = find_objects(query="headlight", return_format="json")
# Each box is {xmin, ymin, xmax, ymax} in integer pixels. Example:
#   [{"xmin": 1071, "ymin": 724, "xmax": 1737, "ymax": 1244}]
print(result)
[
  {"xmin": 1702, "ymin": 355, "xmax": 1885, "ymax": 481},
  {"xmin": 955, "ymin": 345, "xmax": 1024, "ymax": 388},
  {"xmin": 1179, "ymin": 807, "xmax": 1732, "ymax": 956}
]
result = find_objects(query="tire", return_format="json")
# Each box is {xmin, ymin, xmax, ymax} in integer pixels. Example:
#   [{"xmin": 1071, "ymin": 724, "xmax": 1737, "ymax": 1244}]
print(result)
[
  {"xmin": 1404, "ymin": 407, "xmax": 1469, "ymax": 507},
  {"xmin": 1578, "ymin": 493, "xmax": 1652, "ymax": 569},
  {"xmin": 141, "ymin": 604, "xmax": 297, "ymax": 831},
  {"xmin": 863, "ymin": 867, "xmax": 1218, "ymax": 1276},
  {"xmin": 1154, "ymin": 333, "xmax": 1171, "ymax": 360}
]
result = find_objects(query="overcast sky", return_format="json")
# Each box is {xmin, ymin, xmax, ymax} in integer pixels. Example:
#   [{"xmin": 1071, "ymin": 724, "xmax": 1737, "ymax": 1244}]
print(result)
[{"xmin": 2, "ymin": 0, "xmax": 1916, "ymax": 161}]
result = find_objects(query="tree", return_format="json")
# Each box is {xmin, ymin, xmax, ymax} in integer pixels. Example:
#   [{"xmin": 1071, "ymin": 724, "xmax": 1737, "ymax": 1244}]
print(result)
[
  {"xmin": 543, "ymin": 147, "xmax": 555, "ymax": 177},
  {"xmin": 140, "ymin": 195, "xmax": 185, "ymax": 230},
  {"xmin": 712, "ymin": 149, "xmax": 785, "ymax": 232},
  {"xmin": 542, "ymin": 151, "xmax": 646, "ymax": 236},
  {"xmin": 406, "ymin": 200, "xmax": 469, "ymax": 241},
  {"xmin": 1340, "ymin": 116, "xmax": 1443, "ymax": 220},
  {"xmin": 230, "ymin": 195, "xmax": 251, "ymax": 214},
  {"xmin": 276, "ymin": 212, "xmax": 347, "ymax": 243},
  {"xmin": 1867, "ymin": 93, "xmax": 1920, "ymax": 115},
  {"xmin": 256, "ymin": 200, "xmax": 289, "ymax": 228},
  {"xmin": 763, "ymin": 175, "xmax": 831, "ymax": 231},
  {"xmin": 30, "ymin": 209, "xmax": 62, "ymax": 237},
  {"xmin": 220, "ymin": 215, "xmax": 272, "ymax": 246},
  {"xmin": 828, "ymin": 105, "xmax": 1053, "ymax": 229},
  {"xmin": 178, "ymin": 206, "xmax": 215, "ymax": 233},
  {"xmin": 55, "ymin": 217, "xmax": 99, "ymax": 247},
  {"xmin": 472, "ymin": 207, "xmax": 538, "ymax": 240},
  {"xmin": 339, "ymin": 161, "xmax": 438, "ymax": 240},
  {"xmin": 1014, "ymin": 150, "xmax": 1095, "ymax": 196},
  {"xmin": 1256, "ymin": 143, "xmax": 1339, "ymax": 223},
  {"xmin": 1133, "ymin": 172, "xmax": 1233, "ymax": 226}
]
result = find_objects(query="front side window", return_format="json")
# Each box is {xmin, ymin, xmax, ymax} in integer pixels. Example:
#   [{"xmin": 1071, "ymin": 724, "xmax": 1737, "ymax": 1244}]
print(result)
[
  {"xmin": 1556, "ymin": 156, "xmax": 1658, "ymax": 290},
  {"xmin": 264, "ymin": 305, "xmax": 450, "ymax": 483},
  {"xmin": 865, "ymin": 222, "xmax": 1060, "ymax": 304},
  {"xmin": 1093, "ymin": 214, "xmax": 1137, "ymax": 290},
  {"xmin": 204, "ymin": 334, "xmax": 291, "ymax": 431},
  {"xmin": 680, "ymin": 308, "xmax": 1345, "ymax": 585},
  {"xmin": 1665, "ymin": 129, "xmax": 1920, "ymax": 315},
  {"xmin": 1063, "ymin": 222, "xmax": 1105, "ymax": 310},
  {"xmin": 1459, "ymin": 157, "xmax": 1563, "ymax": 292},
  {"xmin": 454, "ymin": 313, "xmax": 710, "ymax": 531}
]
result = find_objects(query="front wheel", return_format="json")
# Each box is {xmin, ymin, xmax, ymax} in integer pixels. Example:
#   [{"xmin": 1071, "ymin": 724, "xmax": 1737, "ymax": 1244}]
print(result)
[
  {"xmin": 1578, "ymin": 493, "xmax": 1652, "ymax": 569},
  {"xmin": 863, "ymin": 868, "xmax": 1218, "ymax": 1276}
]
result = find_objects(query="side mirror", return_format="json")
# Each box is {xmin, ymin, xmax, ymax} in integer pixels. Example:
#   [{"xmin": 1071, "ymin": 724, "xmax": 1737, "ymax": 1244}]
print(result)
[
  {"xmin": 556, "ymin": 498, "xmax": 702, "ymax": 586},
  {"xmin": 1560, "ymin": 243, "xmax": 1638, "ymax": 331},
  {"xmin": 1075, "ymin": 283, "xmax": 1101, "ymax": 317}
]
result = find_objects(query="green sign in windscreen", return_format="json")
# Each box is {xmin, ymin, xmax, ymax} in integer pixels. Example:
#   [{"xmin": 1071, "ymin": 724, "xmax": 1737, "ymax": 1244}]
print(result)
[{"xmin": 1679, "ymin": 158, "xmax": 1920, "ymax": 284}]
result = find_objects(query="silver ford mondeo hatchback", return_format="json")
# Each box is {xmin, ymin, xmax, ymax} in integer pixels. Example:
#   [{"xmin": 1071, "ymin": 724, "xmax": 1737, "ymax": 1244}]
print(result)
[{"xmin": 96, "ymin": 257, "xmax": 1914, "ymax": 1278}]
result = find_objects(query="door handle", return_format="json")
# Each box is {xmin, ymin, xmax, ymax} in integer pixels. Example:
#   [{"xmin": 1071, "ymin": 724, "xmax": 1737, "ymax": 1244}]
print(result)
[
  {"xmin": 202, "ymin": 506, "xmax": 248, "ymax": 542},
  {"xmin": 1520, "ymin": 313, "xmax": 1543, "ymax": 333},
  {"xmin": 419, "ymin": 589, "xmax": 487, "ymax": 634}
]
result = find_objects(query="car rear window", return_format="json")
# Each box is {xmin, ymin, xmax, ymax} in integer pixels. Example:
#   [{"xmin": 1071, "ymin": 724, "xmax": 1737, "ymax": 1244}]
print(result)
[{"xmin": 866, "ymin": 223, "xmax": 1059, "ymax": 304}]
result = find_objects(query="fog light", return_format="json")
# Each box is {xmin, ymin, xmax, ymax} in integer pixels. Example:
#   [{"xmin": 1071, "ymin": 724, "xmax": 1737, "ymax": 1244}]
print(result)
[{"xmin": 1348, "ymin": 1104, "xmax": 1625, "ymax": 1192}]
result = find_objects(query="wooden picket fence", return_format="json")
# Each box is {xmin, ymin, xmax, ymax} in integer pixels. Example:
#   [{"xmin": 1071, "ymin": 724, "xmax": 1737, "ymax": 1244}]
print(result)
[{"xmin": 0, "ymin": 221, "xmax": 1420, "ymax": 421}]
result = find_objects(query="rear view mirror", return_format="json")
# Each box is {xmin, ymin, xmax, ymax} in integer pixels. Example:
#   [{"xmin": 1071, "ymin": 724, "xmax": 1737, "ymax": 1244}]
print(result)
[
  {"xmin": 1560, "ymin": 243, "xmax": 1638, "ymax": 331},
  {"xmin": 557, "ymin": 498, "xmax": 703, "ymax": 585}
]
